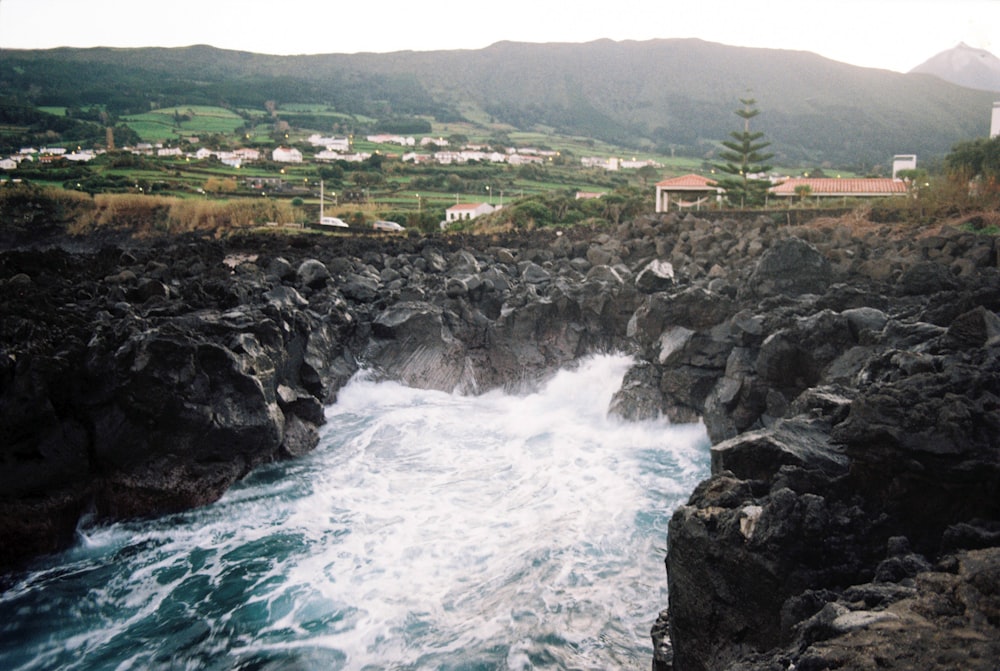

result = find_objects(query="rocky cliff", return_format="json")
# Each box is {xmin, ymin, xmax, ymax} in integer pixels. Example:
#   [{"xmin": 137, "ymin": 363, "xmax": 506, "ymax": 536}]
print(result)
[{"xmin": 1, "ymin": 214, "xmax": 998, "ymax": 668}]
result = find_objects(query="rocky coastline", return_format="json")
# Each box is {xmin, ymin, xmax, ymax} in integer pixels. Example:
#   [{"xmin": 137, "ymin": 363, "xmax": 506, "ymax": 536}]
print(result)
[{"xmin": 1, "ymin": 213, "xmax": 998, "ymax": 669}]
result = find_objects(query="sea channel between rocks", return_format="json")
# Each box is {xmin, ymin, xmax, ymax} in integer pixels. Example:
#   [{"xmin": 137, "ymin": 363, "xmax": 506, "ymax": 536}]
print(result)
[{"xmin": 2, "ymin": 212, "xmax": 999, "ymax": 669}]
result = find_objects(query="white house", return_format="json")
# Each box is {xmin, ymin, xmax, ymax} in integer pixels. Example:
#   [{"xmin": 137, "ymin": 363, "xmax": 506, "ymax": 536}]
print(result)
[
  {"xmin": 308, "ymin": 134, "xmax": 350, "ymax": 152},
  {"xmin": 508, "ymin": 154, "xmax": 544, "ymax": 166},
  {"xmin": 64, "ymin": 151, "xmax": 96, "ymax": 162},
  {"xmin": 621, "ymin": 158, "xmax": 662, "ymax": 169},
  {"xmin": 366, "ymin": 134, "xmax": 414, "ymax": 146},
  {"xmin": 1, "ymin": 158, "xmax": 17, "ymax": 171},
  {"xmin": 421, "ymin": 137, "xmax": 448, "ymax": 147},
  {"xmin": 233, "ymin": 148, "xmax": 261, "ymax": 161},
  {"xmin": 582, "ymin": 156, "xmax": 620, "ymax": 171},
  {"xmin": 892, "ymin": 154, "xmax": 917, "ymax": 178},
  {"xmin": 991, "ymin": 101, "xmax": 1000, "ymax": 138},
  {"xmin": 445, "ymin": 202, "xmax": 495, "ymax": 223},
  {"xmin": 315, "ymin": 150, "xmax": 341, "ymax": 161},
  {"xmin": 272, "ymin": 147, "xmax": 303, "ymax": 163},
  {"xmin": 157, "ymin": 147, "xmax": 183, "ymax": 157}
]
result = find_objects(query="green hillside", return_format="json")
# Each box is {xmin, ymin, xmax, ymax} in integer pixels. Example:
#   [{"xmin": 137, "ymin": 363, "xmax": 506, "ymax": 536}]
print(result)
[{"xmin": 1, "ymin": 40, "xmax": 995, "ymax": 167}]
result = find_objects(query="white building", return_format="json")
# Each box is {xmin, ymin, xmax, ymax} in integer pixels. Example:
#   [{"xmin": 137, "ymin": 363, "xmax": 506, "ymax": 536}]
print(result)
[
  {"xmin": 366, "ymin": 134, "xmax": 414, "ymax": 146},
  {"xmin": 64, "ymin": 151, "xmax": 96, "ymax": 162},
  {"xmin": 445, "ymin": 202, "xmax": 495, "ymax": 223},
  {"xmin": 507, "ymin": 154, "xmax": 544, "ymax": 166},
  {"xmin": 233, "ymin": 148, "xmax": 261, "ymax": 161},
  {"xmin": 991, "ymin": 101, "xmax": 1000, "ymax": 138},
  {"xmin": 336, "ymin": 153, "xmax": 371, "ymax": 163},
  {"xmin": 272, "ymin": 147, "xmax": 303, "ymax": 163},
  {"xmin": 892, "ymin": 154, "xmax": 917, "ymax": 179},
  {"xmin": 582, "ymin": 156, "xmax": 620, "ymax": 171},
  {"xmin": 307, "ymin": 134, "xmax": 350, "ymax": 152},
  {"xmin": 620, "ymin": 158, "xmax": 663, "ymax": 169},
  {"xmin": 1, "ymin": 158, "xmax": 17, "ymax": 170}
]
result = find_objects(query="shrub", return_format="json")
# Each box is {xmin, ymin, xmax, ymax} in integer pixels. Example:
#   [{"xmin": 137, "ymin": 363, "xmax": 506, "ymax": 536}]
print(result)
[{"xmin": 0, "ymin": 183, "xmax": 95, "ymax": 240}]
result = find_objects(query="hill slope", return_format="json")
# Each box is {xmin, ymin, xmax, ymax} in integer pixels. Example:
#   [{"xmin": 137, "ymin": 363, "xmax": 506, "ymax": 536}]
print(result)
[
  {"xmin": 1, "ymin": 39, "xmax": 995, "ymax": 167},
  {"xmin": 910, "ymin": 42, "xmax": 1000, "ymax": 92}
]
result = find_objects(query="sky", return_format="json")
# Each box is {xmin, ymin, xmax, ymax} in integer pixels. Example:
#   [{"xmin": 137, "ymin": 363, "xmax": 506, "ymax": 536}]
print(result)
[{"xmin": 0, "ymin": 0, "xmax": 998, "ymax": 73}]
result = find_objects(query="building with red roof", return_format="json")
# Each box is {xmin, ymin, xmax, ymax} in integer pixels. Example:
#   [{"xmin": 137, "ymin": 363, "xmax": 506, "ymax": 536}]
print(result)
[
  {"xmin": 769, "ymin": 178, "xmax": 908, "ymax": 199},
  {"xmin": 654, "ymin": 174, "xmax": 909, "ymax": 212},
  {"xmin": 654, "ymin": 174, "xmax": 724, "ymax": 213}
]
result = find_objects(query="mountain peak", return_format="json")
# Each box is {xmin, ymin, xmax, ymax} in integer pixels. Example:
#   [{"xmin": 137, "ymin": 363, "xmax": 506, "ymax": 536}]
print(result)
[{"xmin": 909, "ymin": 43, "xmax": 1000, "ymax": 92}]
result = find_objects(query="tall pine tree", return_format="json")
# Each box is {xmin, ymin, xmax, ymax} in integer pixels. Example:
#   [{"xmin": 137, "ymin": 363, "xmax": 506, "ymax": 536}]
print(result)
[{"xmin": 714, "ymin": 98, "xmax": 774, "ymax": 208}]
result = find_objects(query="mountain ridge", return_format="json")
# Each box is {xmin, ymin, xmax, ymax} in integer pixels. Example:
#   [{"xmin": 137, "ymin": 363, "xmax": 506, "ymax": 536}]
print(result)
[
  {"xmin": 909, "ymin": 42, "xmax": 1000, "ymax": 92},
  {"xmin": 1, "ymin": 39, "xmax": 996, "ymax": 167}
]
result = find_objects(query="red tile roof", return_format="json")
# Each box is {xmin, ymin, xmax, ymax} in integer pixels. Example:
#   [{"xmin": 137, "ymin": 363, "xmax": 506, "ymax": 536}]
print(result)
[
  {"xmin": 655, "ymin": 174, "xmax": 719, "ymax": 188},
  {"xmin": 770, "ymin": 178, "xmax": 908, "ymax": 196},
  {"xmin": 447, "ymin": 202, "xmax": 486, "ymax": 211}
]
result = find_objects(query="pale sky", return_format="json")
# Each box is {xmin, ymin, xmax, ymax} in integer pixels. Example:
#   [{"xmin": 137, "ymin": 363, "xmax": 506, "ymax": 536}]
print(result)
[{"xmin": 1, "ymin": 0, "xmax": 998, "ymax": 73}]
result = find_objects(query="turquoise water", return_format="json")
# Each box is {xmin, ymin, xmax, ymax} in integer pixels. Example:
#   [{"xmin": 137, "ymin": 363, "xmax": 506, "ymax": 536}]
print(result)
[{"xmin": 0, "ymin": 354, "xmax": 710, "ymax": 670}]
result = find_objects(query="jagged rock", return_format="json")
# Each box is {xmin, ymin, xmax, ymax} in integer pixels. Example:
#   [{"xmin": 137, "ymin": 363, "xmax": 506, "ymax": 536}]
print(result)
[
  {"xmin": 296, "ymin": 258, "xmax": 330, "ymax": 289},
  {"xmin": 635, "ymin": 259, "xmax": 675, "ymax": 293},
  {"xmin": 897, "ymin": 260, "xmax": 961, "ymax": 295},
  {"xmin": 341, "ymin": 272, "xmax": 379, "ymax": 302},
  {"xmin": 711, "ymin": 417, "xmax": 849, "ymax": 482},
  {"xmin": 942, "ymin": 304, "xmax": 1000, "ymax": 349},
  {"xmin": 608, "ymin": 361, "xmax": 664, "ymax": 420},
  {"xmin": 2, "ymin": 217, "xmax": 999, "ymax": 671},
  {"xmin": 743, "ymin": 236, "xmax": 832, "ymax": 299}
]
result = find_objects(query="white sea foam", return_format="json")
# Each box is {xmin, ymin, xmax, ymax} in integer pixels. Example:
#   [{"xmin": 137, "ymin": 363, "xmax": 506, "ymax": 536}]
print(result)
[{"xmin": 0, "ymin": 354, "xmax": 710, "ymax": 671}]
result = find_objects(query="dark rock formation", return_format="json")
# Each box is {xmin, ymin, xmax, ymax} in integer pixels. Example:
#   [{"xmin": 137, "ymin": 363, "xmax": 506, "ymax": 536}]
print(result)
[
  {"xmin": 652, "ymin": 221, "xmax": 1000, "ymax": 671},
  {"xmin": 0, "ymin": 227, "xmax": 637, "ymax": 570},
  {"xmin": 2, "ymin": 214, "xmax": 999, "ymax": 670}
]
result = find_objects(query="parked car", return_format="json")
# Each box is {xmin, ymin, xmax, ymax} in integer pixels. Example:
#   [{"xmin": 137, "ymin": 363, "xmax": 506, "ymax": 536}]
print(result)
[
  {"xmin": 319, "ymin": 216, "xmax": 349, "ymax": 228},
  {"xmin": 373, "ymin": 220, "xmax": 404, "ymax": 231}
]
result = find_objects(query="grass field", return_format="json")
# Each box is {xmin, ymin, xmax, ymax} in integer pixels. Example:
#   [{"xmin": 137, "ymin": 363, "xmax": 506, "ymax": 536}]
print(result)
[
  {"xmin": 12, "ymin": 98, "xmax": 839, "ymax": 226},
  {"xmin": 123, "ymin": 106, "xmax": 246, "ymax": 142}
]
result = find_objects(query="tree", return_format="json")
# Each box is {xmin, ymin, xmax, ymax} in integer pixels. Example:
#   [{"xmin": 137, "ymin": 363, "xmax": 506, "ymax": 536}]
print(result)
[
  {"xmin": 946, "ymin": 136, "xmax": 1000, "ymax": 193},
  {"xmin": 637, "ymin": 164, "xmax": 660, "ymax": 186},
  {"xmin": 713, "ymin": 98, "xmax": 774, "ymax": 208}
]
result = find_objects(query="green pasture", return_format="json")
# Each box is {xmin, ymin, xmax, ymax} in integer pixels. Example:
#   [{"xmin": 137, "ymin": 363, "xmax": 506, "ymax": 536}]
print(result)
[{"xmin": 123, "ymin": 106, "xmax": 245, "ymax": 142}]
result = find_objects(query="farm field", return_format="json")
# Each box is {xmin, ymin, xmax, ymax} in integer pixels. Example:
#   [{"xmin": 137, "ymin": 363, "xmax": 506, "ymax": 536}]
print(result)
[
  {"xmin": 123, "ymin": 106, "xmax": 246, "ymax": 142},
  {"xmin": 4, "ymin": 96, "xmax": 858, "ymax": 236}
]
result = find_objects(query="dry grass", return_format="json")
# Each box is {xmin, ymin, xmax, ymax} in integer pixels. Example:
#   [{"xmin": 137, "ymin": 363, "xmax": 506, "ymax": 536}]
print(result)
[{"xmin": 65, "ymin": 193, "xmax": 300, "ymax": 237}]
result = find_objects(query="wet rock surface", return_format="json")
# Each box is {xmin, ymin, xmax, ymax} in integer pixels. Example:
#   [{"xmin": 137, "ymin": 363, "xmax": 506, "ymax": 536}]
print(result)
[{"xmin": 2, "ymin": 214, "xmax": 999, "ymax": 669}]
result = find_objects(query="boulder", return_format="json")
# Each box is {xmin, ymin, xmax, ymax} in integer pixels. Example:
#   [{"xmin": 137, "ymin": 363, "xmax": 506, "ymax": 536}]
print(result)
[
  {"xmin": 296, "ymin": 258, "xmax": 330, "ymax": 289},
  {"xmin": 743, "ymin": 236, "xmax": 832, "ymax": 299},
  {"xmin": 635, "ymin": 259, "xmax": 675, "ymax": 293}
]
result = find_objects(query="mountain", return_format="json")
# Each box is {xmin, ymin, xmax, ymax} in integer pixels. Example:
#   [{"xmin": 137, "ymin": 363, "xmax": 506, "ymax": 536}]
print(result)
[
  {"xmin": 909, "ymin": 42, "xmax": 1000, "ymax": 92},
  {"xmin": 1, "ymin": 40, "xmax": 996, "ymax": 167}
]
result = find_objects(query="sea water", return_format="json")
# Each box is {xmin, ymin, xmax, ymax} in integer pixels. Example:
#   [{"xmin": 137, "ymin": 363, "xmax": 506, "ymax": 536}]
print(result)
[{"xmin": 0, "ymin": 354, "xmax": 710, "ymax": 671}]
